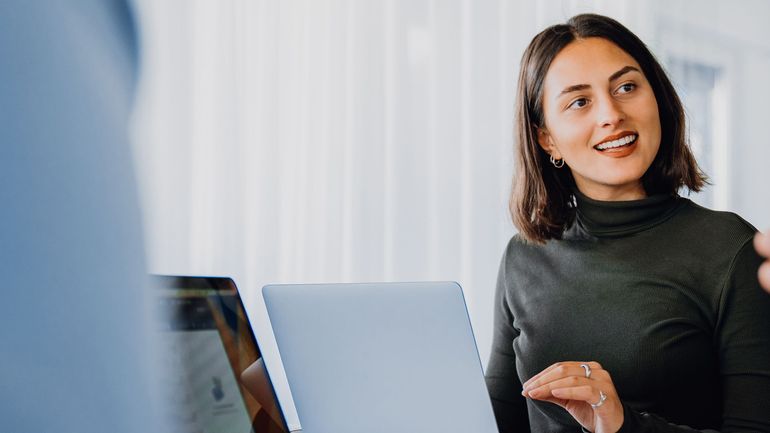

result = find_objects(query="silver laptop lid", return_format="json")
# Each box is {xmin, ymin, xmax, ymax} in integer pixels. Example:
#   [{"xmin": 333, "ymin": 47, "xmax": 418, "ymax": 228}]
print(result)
[{"xmin": 262, "ymin": 282, "xmax": 499, "ymax": 433}]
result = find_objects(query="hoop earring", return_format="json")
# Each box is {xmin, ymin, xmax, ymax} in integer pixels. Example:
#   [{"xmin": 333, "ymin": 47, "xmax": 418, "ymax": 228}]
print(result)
[{"xmin": 550, "ymin": 155, "xmax": 565, "ymax": 168}]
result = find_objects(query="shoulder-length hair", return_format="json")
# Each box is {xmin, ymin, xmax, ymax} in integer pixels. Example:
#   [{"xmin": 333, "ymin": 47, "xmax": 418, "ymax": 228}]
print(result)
[{"xmin": 510, "ymin": 13, "xmax": 707, "ymax": 244}]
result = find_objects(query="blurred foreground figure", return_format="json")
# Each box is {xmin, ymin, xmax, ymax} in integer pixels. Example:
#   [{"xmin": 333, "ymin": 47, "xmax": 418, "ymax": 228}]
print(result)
[
  {"xmin": 756, "ymin": 232, "xmax": 770, "ymax": 292},
  {"xmin": 0, "ymin": 1, "xmax": 165, "ymax": 432}
]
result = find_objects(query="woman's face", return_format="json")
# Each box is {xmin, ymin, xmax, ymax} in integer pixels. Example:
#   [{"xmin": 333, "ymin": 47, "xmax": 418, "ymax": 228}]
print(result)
[{"xmin": 537, "ymin": 37, "xmax": 661, "ymax": 201}]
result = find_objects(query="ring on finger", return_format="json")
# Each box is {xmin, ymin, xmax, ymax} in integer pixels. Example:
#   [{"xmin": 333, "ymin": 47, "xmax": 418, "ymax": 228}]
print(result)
[
  {"xmin": 590, "ymin": 390, "xmax": 607, "ymax": 409},
  {"xmin": 579, "ymin": 363, "xmax": 592, "ymax": 379}
]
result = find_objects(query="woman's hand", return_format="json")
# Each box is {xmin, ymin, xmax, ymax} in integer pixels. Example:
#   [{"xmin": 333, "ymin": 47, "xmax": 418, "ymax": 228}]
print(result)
[{"xmin": 521, "ymin": 361, "xmax": 624, "ymax": 433}]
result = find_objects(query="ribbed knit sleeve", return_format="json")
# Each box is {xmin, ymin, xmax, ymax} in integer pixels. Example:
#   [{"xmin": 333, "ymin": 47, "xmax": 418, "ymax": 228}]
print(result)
[
  {"xmin": 485, "ymin": 239, "xmax": 531, "ymax": 433},
  {"xmin": 614, "ymin": 238, "xmax": 770, "ymax": 433}
]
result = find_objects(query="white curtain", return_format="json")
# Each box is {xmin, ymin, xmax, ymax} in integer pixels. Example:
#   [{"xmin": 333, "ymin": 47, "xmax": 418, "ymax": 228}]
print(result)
[{"xmin": 132, "ymin": 0, "xmax": 770, "ymax": 423}]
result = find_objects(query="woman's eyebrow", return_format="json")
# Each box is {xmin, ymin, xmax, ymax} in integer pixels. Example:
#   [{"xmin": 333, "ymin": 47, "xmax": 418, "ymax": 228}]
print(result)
[
  {"xmin": 609, "ymin": 65, "xmax": 640, "ymax": 82},
  {"xmin": 558, "ymin": 83, "xmax": 590, "ymax": 98},
  {"xmin": 556, "ymin": 65, "xmax": 641, "ymax": 100}
]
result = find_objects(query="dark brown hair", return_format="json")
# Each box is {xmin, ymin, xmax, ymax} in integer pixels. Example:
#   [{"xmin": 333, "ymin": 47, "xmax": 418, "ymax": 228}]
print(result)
[{"xmin": 510, "ymin": 13, "xmax": 707, "ymax": 244}]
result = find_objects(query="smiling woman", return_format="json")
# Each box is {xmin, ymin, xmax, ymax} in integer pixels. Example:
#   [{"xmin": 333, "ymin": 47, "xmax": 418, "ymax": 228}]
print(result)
[
  {"xmin": 486, "ymin": 13, "xmax": 770, "ymax": 433},
  {"xmin": 536, "ymin": 38, "xmax": 662, "ymax": 202}
]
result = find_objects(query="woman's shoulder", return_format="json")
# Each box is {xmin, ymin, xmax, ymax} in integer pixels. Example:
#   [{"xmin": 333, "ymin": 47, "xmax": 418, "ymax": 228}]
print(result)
[
  {"xmin": 675, "ymin": 197, "xmax": 757, "ymax": 238},
  {"xmin": 506, "ymin": 232, "xmax": 547, "ymax": 252},
  {"xmin": 669, "ymin": 197, "xmax": 758, "ymax": 257},
  {"xmin": 500, "ymin": 232, "xmax": 557, "ymax": 266}
]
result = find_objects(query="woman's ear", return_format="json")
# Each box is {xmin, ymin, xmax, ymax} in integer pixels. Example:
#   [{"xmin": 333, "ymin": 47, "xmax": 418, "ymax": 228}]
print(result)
[{"xmin": 536, "ymin": 128, "xmax": 562, "ymax": 160}]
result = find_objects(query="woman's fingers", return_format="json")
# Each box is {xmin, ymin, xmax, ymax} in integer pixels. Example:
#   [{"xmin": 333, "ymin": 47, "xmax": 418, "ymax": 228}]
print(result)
[
  {"xmin": 523, "ymin": 361, "xmax": 625, "ymax": 433},
  {"xmin": 526, "ymin": 375, "xmax": 594, "ymax": 399},
  {"xmin": 522, "ymin": 361, "xmax": 600, "ymax": 387},
  {"xmin": 550, "ymin": 384, "xmax": 600, "ymax": 403},
  {"xmin": 522, "ymin": 361, "xmax": 604, "ymax": 394}
]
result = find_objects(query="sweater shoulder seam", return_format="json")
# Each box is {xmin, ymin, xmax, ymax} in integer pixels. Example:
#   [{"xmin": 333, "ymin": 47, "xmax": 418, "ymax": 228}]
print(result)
[{"xmin": 714, "ymin": 235, "xmax": 757, "ymax": 335}]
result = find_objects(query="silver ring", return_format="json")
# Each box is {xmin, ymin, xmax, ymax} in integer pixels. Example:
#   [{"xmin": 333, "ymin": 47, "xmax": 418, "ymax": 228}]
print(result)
[
  {"xmin": 579, "ymin": 363, "xmax": 591, "ymax": 379},
  {"xmin": 590, "ymin": 390, "xmax": 607, "ymax": 409}
]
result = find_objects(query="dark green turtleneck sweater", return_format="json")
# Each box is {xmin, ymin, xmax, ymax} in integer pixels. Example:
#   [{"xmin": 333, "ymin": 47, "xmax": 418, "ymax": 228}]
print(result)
[{"xmin": 485, "ymin": 192, "xmax": 770, "ymax": 432}]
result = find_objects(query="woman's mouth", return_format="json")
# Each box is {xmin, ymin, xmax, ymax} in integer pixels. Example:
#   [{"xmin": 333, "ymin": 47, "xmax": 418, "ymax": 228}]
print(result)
[{"xmin": 594, "ymin": 133, "xmax": 638, "ymax": 152}]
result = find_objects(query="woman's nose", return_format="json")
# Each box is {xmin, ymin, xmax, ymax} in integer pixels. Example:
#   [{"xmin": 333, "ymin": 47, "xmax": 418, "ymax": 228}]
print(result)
[{"xmin": 596, "ymin": 95, "xmax": 625, "ymax": 128}]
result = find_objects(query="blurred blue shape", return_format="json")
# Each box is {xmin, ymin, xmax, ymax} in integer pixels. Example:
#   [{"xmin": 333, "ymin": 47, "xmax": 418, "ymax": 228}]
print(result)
[{"xmin": 0, "ymin": 1, "xmax": 164, "ymax": 431}]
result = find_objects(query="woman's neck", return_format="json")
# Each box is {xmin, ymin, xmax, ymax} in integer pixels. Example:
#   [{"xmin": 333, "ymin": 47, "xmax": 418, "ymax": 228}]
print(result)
[{"xmin": 574, "ymin": 181, "xmax": 646, "ymax": 202}]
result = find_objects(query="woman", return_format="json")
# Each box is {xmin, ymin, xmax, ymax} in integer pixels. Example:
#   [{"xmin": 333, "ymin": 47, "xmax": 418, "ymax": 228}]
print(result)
[{"xmin": 485, "ymin": 13, "xmax": 770, "ymax": 433}]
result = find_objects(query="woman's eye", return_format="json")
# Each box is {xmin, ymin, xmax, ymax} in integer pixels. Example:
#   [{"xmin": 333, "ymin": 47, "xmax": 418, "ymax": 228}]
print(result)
[
  {"xmin": 616, "ymin": 82, "xmax": 636, "ymax": 94},
  {"xmin": 567, "ymin": 98, "xmax": 588, "ymax": 110}
]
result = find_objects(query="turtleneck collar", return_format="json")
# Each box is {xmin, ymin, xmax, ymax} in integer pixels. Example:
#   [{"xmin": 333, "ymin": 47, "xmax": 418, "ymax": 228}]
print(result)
[{"xmin": 569, "ymin": 188, "xmax": 684, "ymax": 238}]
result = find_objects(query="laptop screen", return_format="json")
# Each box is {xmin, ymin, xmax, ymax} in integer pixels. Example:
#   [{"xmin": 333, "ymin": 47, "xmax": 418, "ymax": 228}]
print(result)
[{"xmin": 155, "ymin": 275, "xmax": 286, "ymax": 433}]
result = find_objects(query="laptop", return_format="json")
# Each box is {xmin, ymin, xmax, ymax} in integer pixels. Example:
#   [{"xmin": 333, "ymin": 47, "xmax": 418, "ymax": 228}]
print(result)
[
  {"xmin": 154, "ymin": 275, "xmax": 291, "ymax": 433},
  {"xmin": 262, "ymin": 282, "xmax": 499, "ymax": 433}
]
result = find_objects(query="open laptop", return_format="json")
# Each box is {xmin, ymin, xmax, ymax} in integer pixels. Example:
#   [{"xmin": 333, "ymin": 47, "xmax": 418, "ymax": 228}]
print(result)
[
  {"xmin": 154, "ymin": 275, "xmax": 291, "ymax": 433},
  {"xmin": 262, "ymin": 282, "xmax": 499, "ymax": 433}
]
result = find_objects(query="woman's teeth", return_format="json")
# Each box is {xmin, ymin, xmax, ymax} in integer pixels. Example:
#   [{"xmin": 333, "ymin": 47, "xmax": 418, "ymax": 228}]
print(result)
[{"xmin": 595, "ymin": 134, "xmax": 637, "ymax": 151}]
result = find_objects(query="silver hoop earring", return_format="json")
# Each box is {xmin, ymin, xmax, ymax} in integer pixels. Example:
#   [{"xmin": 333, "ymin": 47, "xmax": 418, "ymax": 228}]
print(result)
[{"xmin": 550, "ymin": 155, "xmax": 565, "ymax": 168}]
